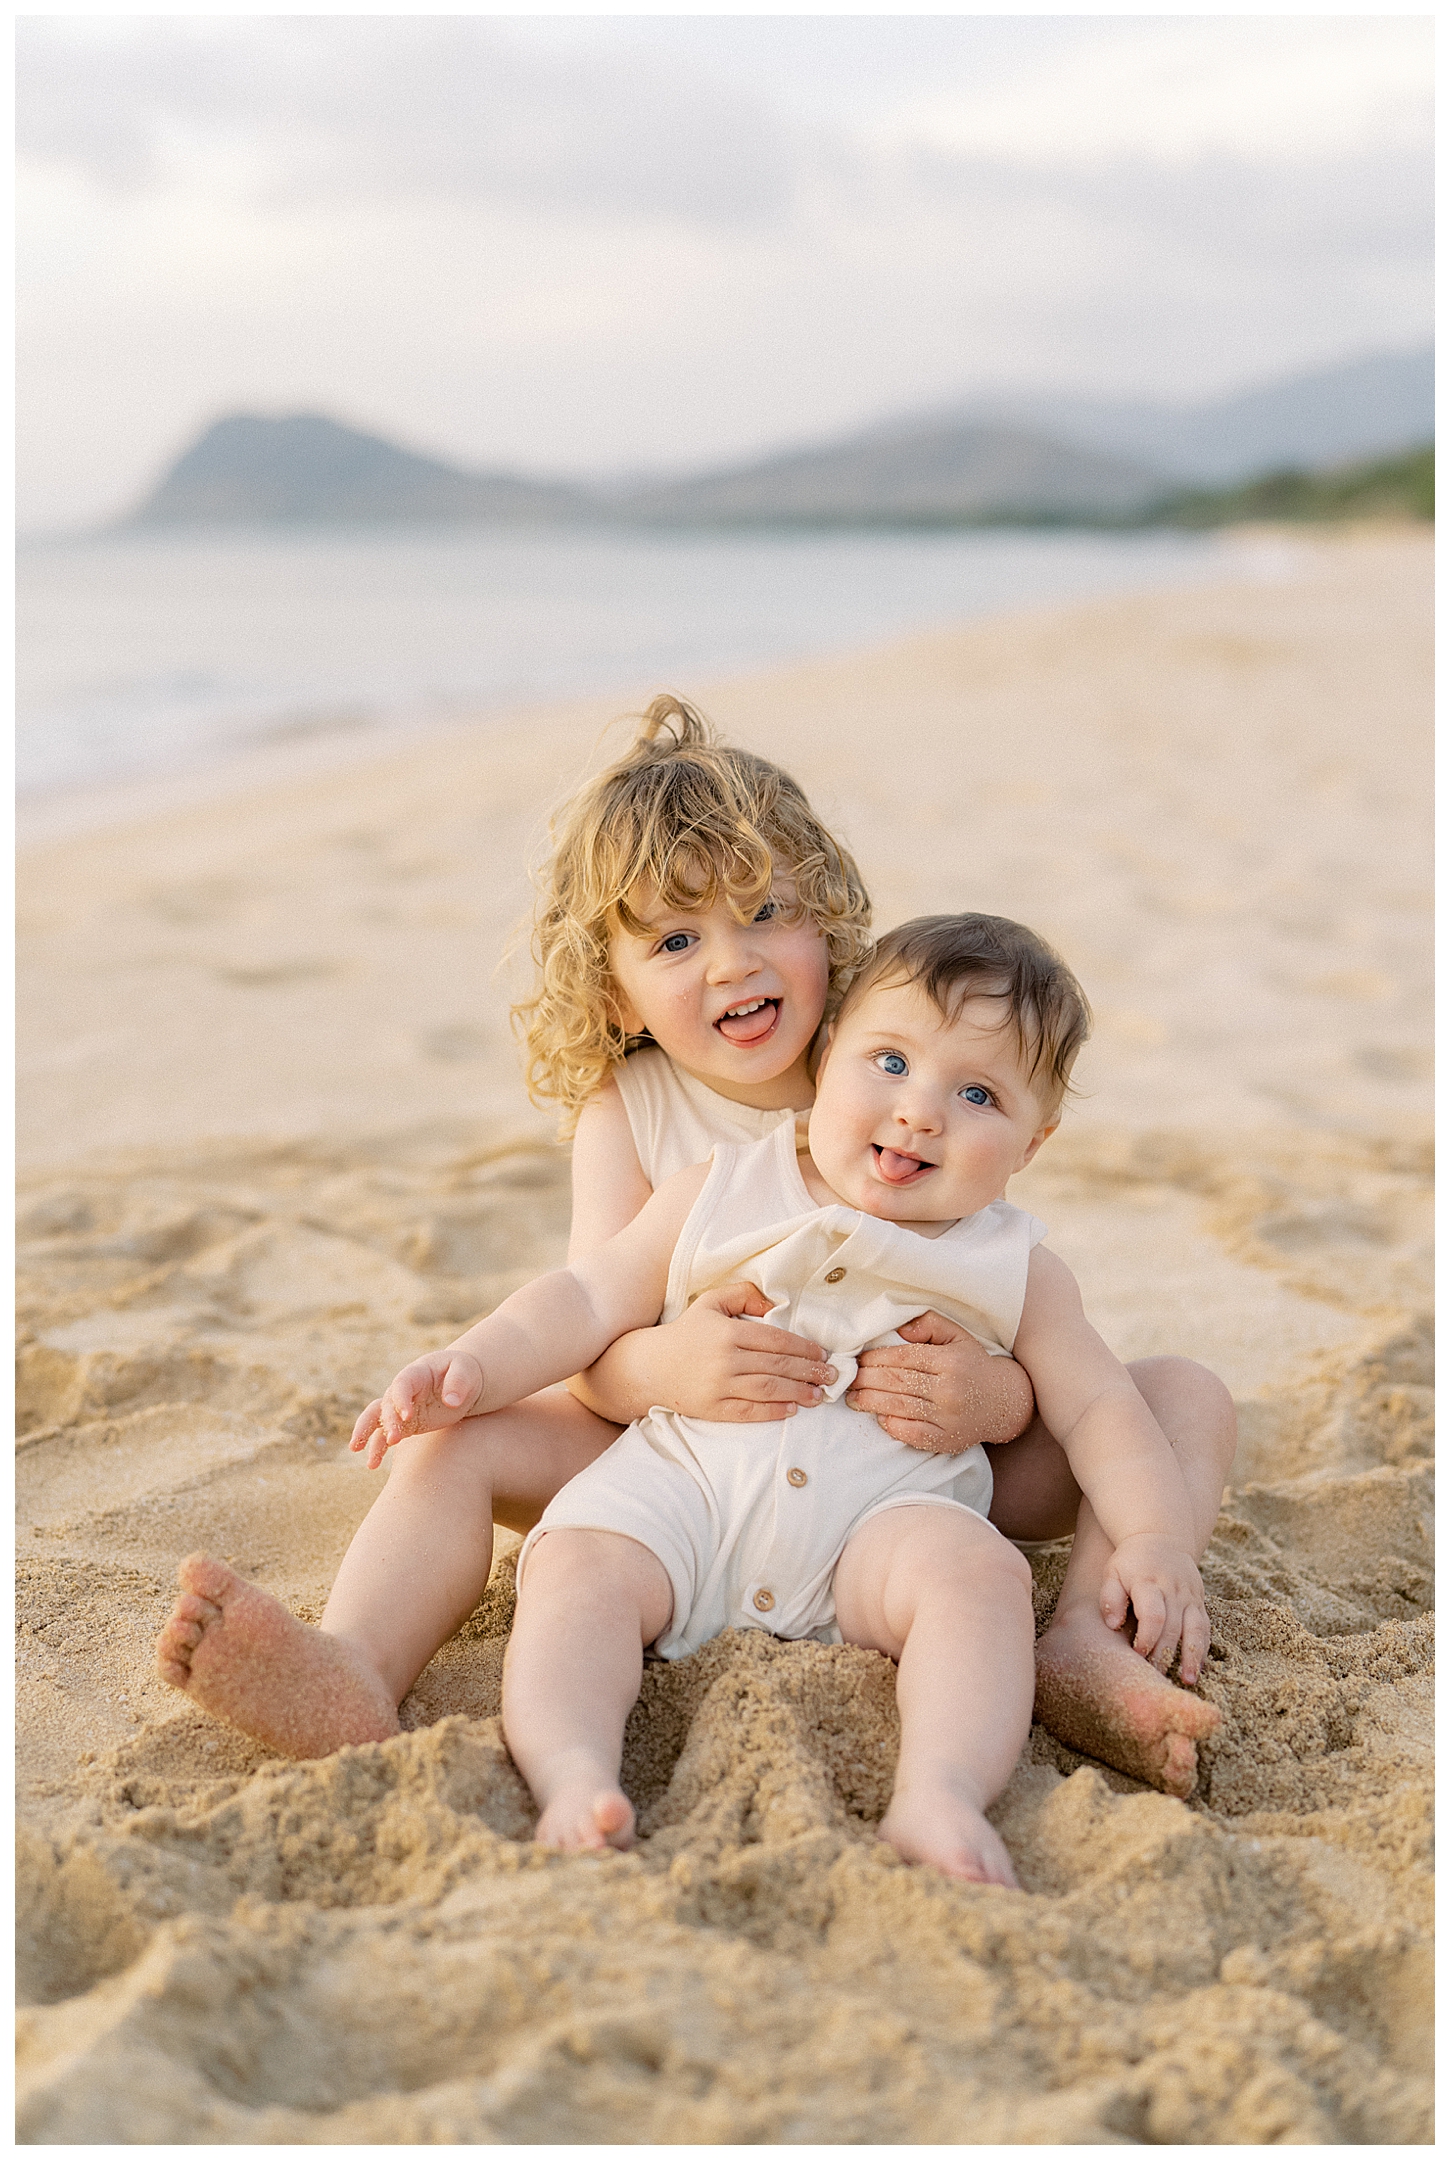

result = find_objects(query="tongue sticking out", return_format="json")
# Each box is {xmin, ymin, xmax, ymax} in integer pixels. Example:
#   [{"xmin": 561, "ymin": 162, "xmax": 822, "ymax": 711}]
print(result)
[
  {"xmin": 716, "ymin": 1000, "xmax": 778, "ymax": 1046},
  {"xmin": 877, "ymin": 1147, "xmax": 929, "ymax": 1184}
]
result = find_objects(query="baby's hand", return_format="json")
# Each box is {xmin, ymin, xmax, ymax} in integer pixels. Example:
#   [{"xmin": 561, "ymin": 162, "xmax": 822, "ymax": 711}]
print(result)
[
  {"xmin": 349, "ymin": 1349, "xmax": 486, "ymax": 1470},
  {"xmin": 1100, "ymin": 1535, "xmax": 1210, "ymax": 1687}
]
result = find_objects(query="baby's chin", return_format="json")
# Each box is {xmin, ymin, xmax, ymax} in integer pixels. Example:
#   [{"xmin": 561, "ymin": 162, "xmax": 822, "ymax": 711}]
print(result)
[
  {"xmin": 839, "ymin": 1179, "xmax": 959, "ymax": 1226},
  {"xmin": 829, "ymin": 1160, "xmax": 990, "ymax": 1224}
]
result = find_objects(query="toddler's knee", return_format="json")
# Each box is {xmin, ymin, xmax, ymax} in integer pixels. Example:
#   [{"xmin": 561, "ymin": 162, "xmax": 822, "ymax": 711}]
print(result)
[
  {"xmin": 1131, "ymin": 1355, "xmax": 1238, "ymax": 1457},
  {"xmin": 384, "ymin": 1417, "xmax": 490, "ymax": 1490}
]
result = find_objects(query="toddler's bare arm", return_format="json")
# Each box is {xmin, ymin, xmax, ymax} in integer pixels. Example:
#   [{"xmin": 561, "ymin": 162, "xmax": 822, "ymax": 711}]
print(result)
[{"xmin": 563, "ymin": 1083, "xmax": 833, "ymax": 1426}]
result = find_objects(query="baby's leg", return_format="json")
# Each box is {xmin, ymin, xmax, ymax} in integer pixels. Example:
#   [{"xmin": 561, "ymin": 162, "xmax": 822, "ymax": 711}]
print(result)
[
  {"xmin": 502, "ymin": 1528, "xmax": 673, "ymax": 1851},
  {"xmin": 833, "ymin": 1504, "xmax": 1035, "ymax": 1887},
  {"xmin": 1032, "ymin": 1356, "xmax": 1238, "ymax": 1798},
  {"xmin": 156, "ymin": 1389, "xmax": 619, "ymax": 1759}
]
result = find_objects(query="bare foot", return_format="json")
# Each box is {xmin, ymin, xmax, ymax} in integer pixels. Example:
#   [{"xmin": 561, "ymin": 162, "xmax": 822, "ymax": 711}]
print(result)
[
  {"xmin": 878, "ymin": 1776, "xmax": 1019, "ymax": 1888},
  {"xmin": 1035, "ymin": 1604, "xmax": 1221, "ymax": 1799},
  {"xmin": 534, "ymin": 1782, "xmax": 636, "ymax": 1854},
  {"xmin": 156, "ymin": 1553, "xmax": 400, "ymax": 1759}
]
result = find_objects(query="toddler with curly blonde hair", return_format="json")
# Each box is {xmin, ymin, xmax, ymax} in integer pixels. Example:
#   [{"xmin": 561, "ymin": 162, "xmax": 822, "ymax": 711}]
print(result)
[{"xmin": 159, "ymin": 697, "xmax": 1231, "ymax": 1803}]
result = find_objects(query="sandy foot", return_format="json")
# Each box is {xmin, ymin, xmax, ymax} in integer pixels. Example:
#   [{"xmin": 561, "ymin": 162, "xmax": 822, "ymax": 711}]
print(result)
[
  {"xmin": 878, "ymin": 1777, "xmax": 1019, "ymax": 1888},
  {"xmin": 534, "ymin": 1783, "xmax": 637, "ymax": 1853},
  {"xmin": 156, "ymin": 1553, "xmax": 400, "ymax": 1759},
  {"xmin": 1034, "ymin": 1606, "xmax": 1221, "ymax": 1799}
]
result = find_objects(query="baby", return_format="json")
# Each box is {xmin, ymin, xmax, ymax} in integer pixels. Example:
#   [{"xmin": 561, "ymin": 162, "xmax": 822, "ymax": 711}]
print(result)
[{"xmin": 354, "ymin": 914, "xmax": 1210, "ymax": 1887}]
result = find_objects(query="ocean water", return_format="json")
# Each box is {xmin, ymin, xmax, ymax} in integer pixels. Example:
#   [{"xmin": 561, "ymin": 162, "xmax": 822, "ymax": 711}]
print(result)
[{"xmin": 17, "ymin": 523, "xmax": 1251, "ymax": 800}]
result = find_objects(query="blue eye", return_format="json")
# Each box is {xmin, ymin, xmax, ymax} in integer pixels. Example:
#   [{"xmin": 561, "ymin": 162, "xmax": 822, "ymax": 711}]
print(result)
[
  {"xmin": 879, "ymin": 1053, "xmax": 908, "ymax": 1076},
  {"xmin": 961, "ymin": 1085, "xmax": 991, "ymax": 1107},
  {"xmin": 753, "ymin": 900, "xmax": 778, "ymax": 923},
  {"xmin": 660, "ymin": 933, "xmax": 692, "ymax": 954}
]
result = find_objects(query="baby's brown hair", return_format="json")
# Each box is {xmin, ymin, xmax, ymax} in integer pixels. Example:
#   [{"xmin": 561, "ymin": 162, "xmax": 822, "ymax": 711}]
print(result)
[
  {"xmin": 514, "ymin": 695, "xmax": 873, "ymax": 1128},
  {"xmin": 836, "ymin": 913, "xmax": 1092, "ymax": 1109}
]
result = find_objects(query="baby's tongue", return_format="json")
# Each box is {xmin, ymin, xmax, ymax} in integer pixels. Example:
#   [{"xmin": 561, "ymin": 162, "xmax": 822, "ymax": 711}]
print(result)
[
  {"xmin": 877, "ymin": 1148, "xmax": 925, "ymax": 1183},
  {"xmin": 717, "ymin": 1001, "xmax": 776, "ymax": 1045}
]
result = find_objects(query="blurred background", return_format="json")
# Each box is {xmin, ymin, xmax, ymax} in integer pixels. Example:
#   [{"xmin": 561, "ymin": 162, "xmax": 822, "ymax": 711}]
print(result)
[{"xmin": 17, "ymin": 13, "xmax": 1433, "ymax": 808}]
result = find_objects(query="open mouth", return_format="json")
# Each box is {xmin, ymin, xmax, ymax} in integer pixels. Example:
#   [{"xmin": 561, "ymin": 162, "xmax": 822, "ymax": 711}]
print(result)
[
  {"xmin": 873, "ymin": 1144, "xmax": 937, "ymax": 1186},
  {"xmin": 715, "ymin": 997, "xmax": 781, "ymax": 1047}
]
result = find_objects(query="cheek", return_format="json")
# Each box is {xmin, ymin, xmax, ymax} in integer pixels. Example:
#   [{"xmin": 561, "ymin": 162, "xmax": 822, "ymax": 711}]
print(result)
[{"xmin": 784, "ymin": 928, "xmax": 830, "ymax": 995}]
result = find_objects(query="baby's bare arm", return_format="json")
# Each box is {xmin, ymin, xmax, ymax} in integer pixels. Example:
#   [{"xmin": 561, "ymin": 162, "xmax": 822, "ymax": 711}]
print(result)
[
  {"xmin": 353, "ymin": 1165, "xmax": 708, "ymax": 1462},
  {"xmin": 1013, "ymin": 1248, "xmax": 1194, "ymax": 1548},
  {"xmin": 1013, "ymin": 1247, "xmax": 1207, "ymax": 1668}
]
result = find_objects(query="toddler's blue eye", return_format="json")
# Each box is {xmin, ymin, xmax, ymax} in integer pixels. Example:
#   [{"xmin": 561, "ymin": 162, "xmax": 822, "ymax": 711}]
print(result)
[
  {"xmin": 961, "ymin": 1085, "xmax": 991, "ymax": 1106},
  {"xmin": 753, "ymin": 900, "xmax": 778, "ymax": 922},
  {"xmin": 880, "ymin": 1053, "xmax": 908, "ymax": 1076},
  {"xmin": 661, "ymin": 933, "xmax": 692, "ymax": 954}
]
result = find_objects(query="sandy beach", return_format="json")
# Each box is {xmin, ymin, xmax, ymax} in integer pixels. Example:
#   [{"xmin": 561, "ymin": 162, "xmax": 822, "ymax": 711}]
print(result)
[{"xmin": 17, "ymin": 529, "xmax": 1432, "ymax": 2142}]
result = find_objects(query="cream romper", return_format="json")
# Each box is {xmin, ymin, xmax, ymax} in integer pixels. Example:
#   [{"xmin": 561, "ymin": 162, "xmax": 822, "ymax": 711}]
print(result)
[
  {"xmin": 612, "ymin": 1043, "xmax": 796, "ymax": 1181},
  {"xmin": 519, "ymin": 1115, "xmax": 1047, "ymax": 1660}
]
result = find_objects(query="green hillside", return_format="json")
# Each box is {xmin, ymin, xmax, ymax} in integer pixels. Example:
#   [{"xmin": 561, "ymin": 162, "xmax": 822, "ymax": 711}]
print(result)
[{"xmin": 1153, "ymin": 444, "xmax": 1433, "ymax": 527}]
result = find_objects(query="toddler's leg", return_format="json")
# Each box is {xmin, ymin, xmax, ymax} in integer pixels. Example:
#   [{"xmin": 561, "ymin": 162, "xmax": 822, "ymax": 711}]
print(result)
[
  {"xmin": 156, "ymin": 1389, "xmax": 618, "ymax": 1759},
  {"xmin": 833, "ymin": 1505, "xmax": 1035, "ymax": 1887},
  {"xmin": 1033, "ymin": 1356, "xmax": 1238, "ymax": 1798},
  {"xmin": 502, "ymin": 1528, "xmax": 673, "ymax": 1851}
]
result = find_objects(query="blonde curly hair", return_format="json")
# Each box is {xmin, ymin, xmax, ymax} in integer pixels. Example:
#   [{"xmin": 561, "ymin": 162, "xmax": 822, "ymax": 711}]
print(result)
[{"xmin": 514, "ymin": 694, "xmax": 873, "ymax": 1129}]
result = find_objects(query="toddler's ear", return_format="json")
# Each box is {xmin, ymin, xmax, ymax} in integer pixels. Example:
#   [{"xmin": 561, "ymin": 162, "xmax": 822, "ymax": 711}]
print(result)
[{"xmin": 612, "ymin": 984, "xmax": 645, "ymax": 1037}]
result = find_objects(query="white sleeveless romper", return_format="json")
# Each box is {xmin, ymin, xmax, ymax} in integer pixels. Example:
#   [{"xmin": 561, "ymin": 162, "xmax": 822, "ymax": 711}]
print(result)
[
  {"xmin": 520, "ymin": 1122, "xmax": 1047, "ymax": 1659},
  {"xmin": 612, "ymin": 1045, "xmax": 795, "ymax": 1184}
]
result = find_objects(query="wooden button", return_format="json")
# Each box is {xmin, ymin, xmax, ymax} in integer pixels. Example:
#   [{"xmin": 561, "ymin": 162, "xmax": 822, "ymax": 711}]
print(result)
[
  {"xmin": 824, "ymin": 1267, "xmax": 846, "ymax": 1284},
  {"xmin": 753, "ymin": 1589, "xmax": 775, "ymax": 1612},
  {"xmin": 786, "ymin": 1467, "xmax": 808, "ymax": 1488}
]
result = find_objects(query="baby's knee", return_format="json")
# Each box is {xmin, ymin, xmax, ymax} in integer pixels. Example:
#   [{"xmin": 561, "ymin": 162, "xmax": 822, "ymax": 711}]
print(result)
[
  {"xmin": 914, "ymin": 1508, "xmax": 1034, "ymax": 1600},
  {"xmin": 516, "ymin": 1525, "xmax": 597, "ymax": 1591},
  {"xmin": 519, "ymin": 1526, "xmax": 658, "ymax": 1599},
  {"xmin": 983, "ymin": 1529, "xmax": 1035, "ymax": 1603}
]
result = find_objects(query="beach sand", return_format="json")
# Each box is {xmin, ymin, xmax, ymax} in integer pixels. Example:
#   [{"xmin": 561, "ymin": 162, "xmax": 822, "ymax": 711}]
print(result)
[{"xmin": 17, "ymin": 529, "xmax": 1432, "ymax": 2142}]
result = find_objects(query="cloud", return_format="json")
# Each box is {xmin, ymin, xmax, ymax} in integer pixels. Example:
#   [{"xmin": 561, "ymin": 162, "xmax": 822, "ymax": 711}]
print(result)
[
  {"xmin": 873, "ymin": 16, "xmax": 1432, "ymax": 166},
  {"xmin": 15, "ymin": 15, "xmax": 1434, "ymax": 527},
  {"xmin": 16, "ymin": 17, "xmax": 800, "ymax": 227}
]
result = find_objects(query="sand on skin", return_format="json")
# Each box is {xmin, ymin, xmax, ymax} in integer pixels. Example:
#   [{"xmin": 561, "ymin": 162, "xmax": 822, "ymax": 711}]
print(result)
[{"xmin": 16, "ymin": 530, "xmax": 1432, "ymax": 2142}]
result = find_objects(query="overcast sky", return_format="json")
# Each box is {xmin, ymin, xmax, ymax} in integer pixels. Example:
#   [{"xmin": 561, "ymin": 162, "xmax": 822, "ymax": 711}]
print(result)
[{"xmin": 17, "ymin": 12, "xmax": 1434, "ymax": 529}]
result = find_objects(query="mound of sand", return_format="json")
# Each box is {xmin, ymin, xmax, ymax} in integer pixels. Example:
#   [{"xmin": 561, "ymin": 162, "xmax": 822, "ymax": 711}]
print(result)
[{"xmin": 17, "ymin": 533, "xmax": 1432, "ymax": 2141}]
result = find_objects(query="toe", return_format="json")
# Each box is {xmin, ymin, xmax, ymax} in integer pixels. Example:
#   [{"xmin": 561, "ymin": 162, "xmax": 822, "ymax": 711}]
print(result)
[
  {"xmin": 1158, "ymin": 1731, "xmax": 1198, "ymax": 1798},
  {"xmin": 178, "ymin": 1553, "xmax": 240, "ymax": 1606},
  {"xmin": 171, "ymin": 1592, "xmax": 220, "ymax": 1626},
  {"xmin": 594, "ymin": 1793, "xmax": 635, "ymax": 1848}
]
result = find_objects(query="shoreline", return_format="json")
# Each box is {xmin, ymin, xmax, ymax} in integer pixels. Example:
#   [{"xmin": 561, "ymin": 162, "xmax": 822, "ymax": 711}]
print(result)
[{"xmin": 17, "ymin": 520, "xmax": 1324, "ymax": 850}]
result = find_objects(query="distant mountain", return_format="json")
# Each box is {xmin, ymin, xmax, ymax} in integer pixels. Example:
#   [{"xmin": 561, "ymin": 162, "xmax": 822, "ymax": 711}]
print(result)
[
  {"xmin": 128, "ymin": 409, "xmax": 1167, "ymax": 531},
  {"xmin": 126, "ymin": 412, "xmax": 593, "ymax": 527},
  {"xmin": 126, "ymin": 345, "xmax": 1433, "ymax": 532},
  {"xmin": 882, "ymin": 347, "xmax": 1434, "ymax": 486},
  {"xmin": 610, "ymin": 423, "xmax": 1164, "ymax": 526}
]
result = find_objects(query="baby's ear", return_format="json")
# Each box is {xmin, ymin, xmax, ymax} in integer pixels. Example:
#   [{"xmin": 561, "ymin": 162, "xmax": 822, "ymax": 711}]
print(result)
[{"xmin": 1017, "ymin": 1118, "xmax": 1059, "ymax": 1172}]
